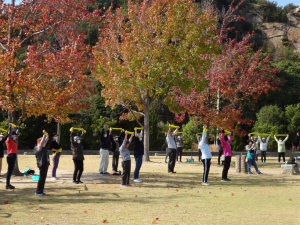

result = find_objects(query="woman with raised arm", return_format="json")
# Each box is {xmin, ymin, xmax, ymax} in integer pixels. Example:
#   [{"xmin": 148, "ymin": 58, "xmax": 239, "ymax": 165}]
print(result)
[
  {"xmin": 109, "ymin": 128, "xmax": 123, "ymax": 173},
  {"xmin": 70, "ymin": 127, "xmax": 85, "ymax": 184},
  {"xmin": 166, "ymin": 124, "xmax": 179, "ymax": 173},
  {"xmin": 245, "ymin": 140, "xmax": 263, "ymax": 175},
  {"xmin": 274, "ymin": 134, "xmax": 289, "ymax": 163},
  {"xmin": 119, "ymin": 131, "xmax": 134, "ymax": 187},
  {"xmin": 50, "ymin": 133, "xmax": 62, "ymax": 180},
  {"xmin": 34, "ymin": 130, "xmax": 50, "ymax": 196},
  {"xmin": 220, "ymin": 130, "xmax": 233, "ymax": 182},
  {"xmin": 199, "ymin": 126, "xmax": 212, "ymax": 186},
  {"xmin": 5, "ymin": 124, "xmax": 19, "ymax": 189}
]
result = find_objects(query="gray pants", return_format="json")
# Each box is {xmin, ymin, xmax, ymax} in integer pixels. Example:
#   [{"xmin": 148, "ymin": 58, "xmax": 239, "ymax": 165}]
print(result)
[{"xmin": 99, "ymin": 149, "xmax": 109, "ymax": 173}]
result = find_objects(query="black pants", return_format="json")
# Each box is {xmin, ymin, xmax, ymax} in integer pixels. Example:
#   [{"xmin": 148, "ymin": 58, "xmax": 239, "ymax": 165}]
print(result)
[
  {"xmin": 73, "ymin": 159, "xmax": 84, "ymax": 181},
  {"xmin": 261, "ymin": 151, "xmax": 267, "ymax": 162},
  {"xmin": 176, "ymin": 147, "xmax": 183, "ymax": 162},
  {"xmin": 278, "ymin": 152, "xmax": 285, "ymax": 162},
  {"xmin": 112, "ymin": 151, "xmax": 120, "ymax": 172},
  {"xmin": 122, "ymin": 160, "xmax": 131, "ymax": 185},
  {"xmin": 36, "ymin": 165, "xmax": 49, "ymax": 194},
  {"xmin": 198, "ymin": 149, "xmax": 202, "ymax": 162},
  {"xmin": 168, "ymin": 149, "xmax": 176, "ymax": 173},
  {"xmin": 165, "ymin": 148, "xmax": 171, "ymax": 162},
  {"xmin": 222, "ymin": 156, "xmax": 231, "ymax": 179},
  {"xmin": 6, "ymin": 154, "xmax": 16, "ymax": 186},
  {"xmin": 218, "ymin": 150, "xmax": 223, "ymax": 165},
  {"xmin": 201, "ymin": 158, "xmax": 211, "ymax": 183}
]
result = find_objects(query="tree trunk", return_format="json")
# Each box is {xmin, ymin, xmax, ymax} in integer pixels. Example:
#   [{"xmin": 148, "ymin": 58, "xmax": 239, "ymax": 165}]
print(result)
[
  {"xmin": 7, "ymin": 110, "xmax": 24, "ymax": 176},
  {"xmin": 57, "ymin": 122, "xmax": 61, "ymax": 144},
  {"xmin": 143, "ymin": 90, "xmax": 150, "ymax": 162}
]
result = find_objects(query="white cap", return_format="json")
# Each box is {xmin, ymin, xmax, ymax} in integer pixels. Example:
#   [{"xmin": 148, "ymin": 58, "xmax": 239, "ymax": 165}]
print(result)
[
  {"xmin": 178, "ymin": 136, "xmax": 181, "ymax": 139},
  {"xmin": 74, "ymin": 136, "xmax": 80, "ymax": 142}
]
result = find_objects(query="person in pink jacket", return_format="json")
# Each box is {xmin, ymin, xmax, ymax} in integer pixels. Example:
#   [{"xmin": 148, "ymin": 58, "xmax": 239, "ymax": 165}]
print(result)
[{"xmin": 220, "ymin": 130, "xmax": 233, "ymax": 182}]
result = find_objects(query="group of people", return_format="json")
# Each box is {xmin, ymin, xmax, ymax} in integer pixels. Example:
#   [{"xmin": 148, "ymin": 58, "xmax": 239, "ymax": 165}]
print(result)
[
  {"xmin": 0, "ymin": 124, "xmax": 145, "ymax": 195},
  {"xmin": 0, "ymin": 122, "xmax": 295, "ymax": 194}
]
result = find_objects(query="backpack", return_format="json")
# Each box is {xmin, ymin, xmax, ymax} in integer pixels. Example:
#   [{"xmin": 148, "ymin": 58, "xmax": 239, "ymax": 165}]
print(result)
[{"xmin": 287, "ymin": 157, "xmax": 296, "ymax": 165}]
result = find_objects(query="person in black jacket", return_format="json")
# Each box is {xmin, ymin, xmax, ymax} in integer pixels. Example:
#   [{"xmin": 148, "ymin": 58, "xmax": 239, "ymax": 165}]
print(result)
[
  {"xmin": 34, "ymin": 130, "xmax": 49, "ymax": 196},
  {"xmin": 133, "ymin": 128, "xmax": 144, "ymax": 182},
  {"xmin": 50, "ymin": 133, "xmax": 61, "ymax": 180},
  {"xmin": 109, "ymin": 128, "xmax": 123, "ymax": 173},
  {"xmin": 99, "ymin": 124, "xmax": 110, "ymax": 174},
  {"xmin": 0, "ymin": 133, "xmax": 9, "ymax": 177},
  {"xmin": 70, "ymin": 127, "xmax": 85, "ymax": 184}
]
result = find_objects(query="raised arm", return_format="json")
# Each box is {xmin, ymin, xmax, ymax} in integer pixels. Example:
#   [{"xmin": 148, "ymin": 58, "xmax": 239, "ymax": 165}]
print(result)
[
  {"xmin": 283, "ymin": 135, "xmax": 289, "ymax": 143},
  {"xmin": 8, "ymin": 124, "xmax": 12, "ymax": 140},
  {"xmin": 37, "ymin": 130, "xmax": 49, "ymax": 152},
  {"xmin": 258, "ymin": 135, "xmax": 262, "ymax": 143},
  {"xmin": 266, "ymin": 135, "xmax": 270, "ymax": 143},
  {"xmin": 70, "ymin": 127, "xmax": 75, "ymax": 146},
  {"xmin": 274, "ymin": 135, "xmax": 278, "ymax": 143},
  {"xmin": 120, "ymin": 132, "xmax": 128, "ymax": 151}
]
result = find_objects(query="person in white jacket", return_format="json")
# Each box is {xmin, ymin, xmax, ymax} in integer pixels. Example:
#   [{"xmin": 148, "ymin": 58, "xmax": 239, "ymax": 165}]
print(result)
[
  {"xmin": 257, "ymin": 134, "xmax": 270, "ymax": 164},
  {"xmin": 199, "ymin": 126, "xmax": 212, "ymax": 186}
]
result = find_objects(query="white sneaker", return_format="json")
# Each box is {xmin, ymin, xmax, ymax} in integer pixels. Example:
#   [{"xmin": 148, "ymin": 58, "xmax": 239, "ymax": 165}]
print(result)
[
  {"xmin": 137, "ymin": 178, "xmax": 143, "ymax": 182},
  {"xmin": 202, "ymin": 182, "xmax": 210, "ymax": 186},
  {"xmin": 133, "ymin": 179, "xmax": 141, "ymax": 182},
  {"xmin": 51, "ymin": 177, "xmax": 57, "ymax": 181}
]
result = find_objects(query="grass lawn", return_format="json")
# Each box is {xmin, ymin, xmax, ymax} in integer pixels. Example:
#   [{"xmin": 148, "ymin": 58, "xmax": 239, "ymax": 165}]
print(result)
[{"xmin": 0, "ymin": 155, "xmax": 300, "ymax": 225}]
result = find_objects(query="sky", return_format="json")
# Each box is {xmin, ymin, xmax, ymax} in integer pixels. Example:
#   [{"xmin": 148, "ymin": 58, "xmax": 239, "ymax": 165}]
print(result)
[{"xmin": 2, "ymin": 0, "xmax": 300, "ymax": 8}]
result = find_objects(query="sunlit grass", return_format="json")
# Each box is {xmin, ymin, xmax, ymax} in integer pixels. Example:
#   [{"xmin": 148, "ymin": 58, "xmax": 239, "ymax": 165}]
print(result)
[{"xmin": 0, "ymin": 155, "xmax": 300, "ymax": 225}]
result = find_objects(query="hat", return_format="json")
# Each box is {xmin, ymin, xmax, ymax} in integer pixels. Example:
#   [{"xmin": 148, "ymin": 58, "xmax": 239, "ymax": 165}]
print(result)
[
  {"xmin": 262, "ymin": 138, "xmax": 266, "ymax": 140},
  {"xmin": 0, "ymin": 134, "xmax": 4, "ymax": 138},
  {"xmin": 74, "ymin": 136, "xmax": 80, "ymax": 142},
  {"xmin": 247, "ymin": 140, "xmax": 253, "ymax": 144},
  {"xmin": 178, "ymin": 136, "xmax": 181, "ymax": 139}
]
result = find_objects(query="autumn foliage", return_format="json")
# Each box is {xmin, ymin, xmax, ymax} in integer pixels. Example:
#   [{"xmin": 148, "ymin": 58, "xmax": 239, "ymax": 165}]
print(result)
[
  {"xmin": 0, "ymin": 0, "xmax": 102, "ymax": 123},
  {"xmin": 93, "ymin": 0, "xmax": 220, "ymax": 160},
  {"xmin": 172, "ymin": 2, "xmax": 280, "ymax": 135}
]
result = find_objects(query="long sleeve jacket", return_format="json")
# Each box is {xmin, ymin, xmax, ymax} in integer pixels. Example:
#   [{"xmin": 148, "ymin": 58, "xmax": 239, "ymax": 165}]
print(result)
[
  {"xmin": 70, "ymin": 132, "xmax": 84, "ymax": 160},
  {"xmin": 258, "ymin": 135, "xmax": 270, "ymax": 151},
  {"xmin": 274, "ymin": 136, "xmax": 288, "ymax": 152},
  {"xmin": 199, "ymin": 131, "xmax": 212, "ymax": 159},
  {"xmin": 133, "ymin": 131, "xmax": 144, "ymax": 158},
  {"xmin": 109, "ymin": 130, "xmax": 122, "ymax": 152},
  {"xmin": 34, "ymin": 134, "xmax": 50, "ymax": 168},
  {"xmin": 175, "ymin": 134, "xmax": 184, "ymax": 148},
  {"xmin": 100, "ymin": 128, "xmax": 109, "ymax": 149},
  {"xmin": 220, "ymin": 134, "xmax": 233, "ymax": 157},
  {"xmin": 119, "ymin": 138, "xmax": 131, "ymax": 162}
]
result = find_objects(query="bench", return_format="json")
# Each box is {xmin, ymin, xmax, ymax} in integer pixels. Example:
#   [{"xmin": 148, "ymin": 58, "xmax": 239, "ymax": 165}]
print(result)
[{"xmin": 281, "ymin": 162, "xmax": 300, "ymax": 175}]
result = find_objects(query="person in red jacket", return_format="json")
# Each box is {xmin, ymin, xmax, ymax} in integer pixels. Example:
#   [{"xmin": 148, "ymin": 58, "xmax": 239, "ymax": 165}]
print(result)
[{"xmin": 5, "ymin": 124, "xmax": 19, "ymax": 189}]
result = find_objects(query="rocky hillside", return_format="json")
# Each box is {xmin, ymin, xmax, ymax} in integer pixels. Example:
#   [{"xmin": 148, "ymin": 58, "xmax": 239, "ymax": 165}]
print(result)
[{"xmin": 243, "ymin": 4, "xmax": 300, "ymax": 52}]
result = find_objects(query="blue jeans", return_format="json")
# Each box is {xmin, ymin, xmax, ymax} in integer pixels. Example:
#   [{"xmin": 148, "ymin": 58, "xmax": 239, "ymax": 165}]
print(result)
[
  {"xmin": 247, "ymin": 153, "xmax": 259, "ymax": 172},
  {"xmin": 134, "ymin": 155, "xmax": 143, "ymax": 179}
]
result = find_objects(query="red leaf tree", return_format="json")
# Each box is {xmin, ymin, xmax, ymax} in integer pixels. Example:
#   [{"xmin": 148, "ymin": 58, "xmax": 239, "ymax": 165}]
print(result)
[{"xmin": 171, "ymin": 1, "xmax": 280, "ymax": 136}]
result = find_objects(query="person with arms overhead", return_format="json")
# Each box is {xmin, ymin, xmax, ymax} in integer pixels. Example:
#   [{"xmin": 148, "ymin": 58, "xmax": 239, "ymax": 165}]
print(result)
[
  {"xmin": 245, "ymin": 140, "xmax": 263, "ymax": 175},
  {"xmin": 274, "ymin": 134, "xmax": 289, "ymax": 163},
  {"xmin": 99, "ymin": 124, "xmax": 110, "ymax": 174},
  {"xmin": 220, "ymin": 130, "xmax": 233, "ymax": 182},
  {"xmin": 70, "ymin": 127, "xmax": 85, "ymax": 184},
  {"xmin": 175, "ymin": 133, "xmax": 184, "ymax": 162},
  {"xmin": 34, "ymin": 130, "xmax": 50, "ymax": 196},
  {"xmin": 166, "ymin": 124, "xmax": 179, "ymax": 173},
  {"xmin": 5, "ymin": 124, "xmax": 19, "ymax": 189},
  {"xmin": 119, "ymin": 131, "xmax": 134, "ymax": 187},
  {"xmin": 133, "ymin": 128, "xmax": 144, "ymax": 182},
  {"xmin": 257, "ymin": 133, "xmax": 270, "ymax": 164},
  {"xmin": 109, "ymin": 128, "xmax": 123, "ymax": 173},
  {"xmin": 50, "ymin": 133, "xmax": 62, "ymax": 180},
  {"xmin": 199, "ymin": 126, "xmax": 212, "ymax": 186}
]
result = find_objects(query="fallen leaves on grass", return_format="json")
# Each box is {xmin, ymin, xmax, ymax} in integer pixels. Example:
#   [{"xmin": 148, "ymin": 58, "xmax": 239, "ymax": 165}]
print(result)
[
  {"xmin": 231, "ymin": 193, "xmax": 234, "ymax": 196},
  {"xmin": 175, "ymin": 204, "xmax": 179, "ymax": 207},
  {"xmin": 135, "ymin": 195, "xmax": 137, "ymax": 197},
  {"xmin": 4, "ymin": 201, "xmax": 8, "ymax": 205},
  {"xmin": 103, "ymin": 219, "xmax": 107, "ymax": 223},
  {"xmin": 152, "ymin": 220, "xmax": 156, "ymax": 224},
  {"xmin": 84, "ymin": 211, "xmax": 87, "ymax": 213},
  {"xmin": 289, "ymin": 198, "xmax": 292, "ymax": 201}
]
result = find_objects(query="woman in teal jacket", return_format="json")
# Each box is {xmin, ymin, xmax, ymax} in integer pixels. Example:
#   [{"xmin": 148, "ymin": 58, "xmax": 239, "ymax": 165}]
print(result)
[{"xmin": 274, "ymin": 134, "xmax": 289, "ymax": 163}]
